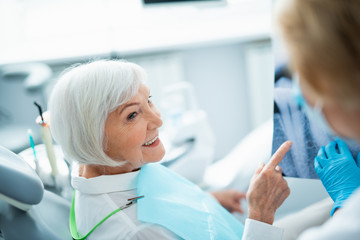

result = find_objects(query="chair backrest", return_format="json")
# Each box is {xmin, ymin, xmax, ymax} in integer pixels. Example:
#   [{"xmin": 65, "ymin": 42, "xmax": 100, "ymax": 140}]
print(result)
[{"xmin": 0, "ymin": 146, "xmax": 72, "ymax": 240}]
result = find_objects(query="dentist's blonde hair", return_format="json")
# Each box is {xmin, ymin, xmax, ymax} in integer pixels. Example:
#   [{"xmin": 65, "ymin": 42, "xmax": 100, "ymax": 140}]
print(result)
[
  {"xmin": 48, "ymin": 60, "xmax": 146, "ymax": 166},
  {"xmin": 276, "ymin": 0, "xmax": 360, "ymax": 107}
]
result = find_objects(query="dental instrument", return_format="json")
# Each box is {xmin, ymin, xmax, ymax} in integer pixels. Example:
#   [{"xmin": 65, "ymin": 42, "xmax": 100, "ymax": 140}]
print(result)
[
  {"xmin": 27, "ymin": 128, "xmax": 39, "ymax": 173},
  {"xmin": 34, "ymin": 101, "xmax": 58, "ymax": 177}
]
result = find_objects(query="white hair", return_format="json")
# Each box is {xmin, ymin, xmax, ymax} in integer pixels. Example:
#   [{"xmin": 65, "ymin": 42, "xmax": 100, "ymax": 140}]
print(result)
[{"xmin": 48, "ymin": 60, "xmax": 146, "ymax": 166}]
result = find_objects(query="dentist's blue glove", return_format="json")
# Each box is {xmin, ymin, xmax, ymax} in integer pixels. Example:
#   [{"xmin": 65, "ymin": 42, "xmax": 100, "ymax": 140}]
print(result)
[{"xmin": 314, "ymin": 138, "xmax": 360, "ymax": 216}]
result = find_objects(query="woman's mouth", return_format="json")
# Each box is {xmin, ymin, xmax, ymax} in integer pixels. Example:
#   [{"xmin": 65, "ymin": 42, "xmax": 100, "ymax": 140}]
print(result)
[{"xmin": 143, "ymin": 136, "xmax": 159, "ymax": 147}]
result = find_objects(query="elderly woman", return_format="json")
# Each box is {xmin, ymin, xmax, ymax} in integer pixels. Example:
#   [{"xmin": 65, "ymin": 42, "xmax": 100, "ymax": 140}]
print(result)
[
  {"xmin": 48, "ymin": 60, "xmax": 247, "ymax": 239},
  {"xmin": 242, "ymin": 0, "xmax": 360, "ymax": 239}
]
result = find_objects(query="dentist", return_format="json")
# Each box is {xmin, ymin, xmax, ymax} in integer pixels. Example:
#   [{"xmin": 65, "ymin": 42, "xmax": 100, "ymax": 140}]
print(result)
[{"xmin": 242, "ymin": 0, "xmax": 360, "ymax": 239}]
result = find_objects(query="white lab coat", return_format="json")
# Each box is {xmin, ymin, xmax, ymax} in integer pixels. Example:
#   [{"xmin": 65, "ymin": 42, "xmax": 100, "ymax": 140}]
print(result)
[{"xmin": 242, "ymin": 188, "xmax": 360, "ymax": 240}]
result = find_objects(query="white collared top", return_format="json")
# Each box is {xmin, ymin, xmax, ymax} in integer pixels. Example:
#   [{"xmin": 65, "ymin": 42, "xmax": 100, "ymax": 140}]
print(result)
[{"xmin": 71, "ymin": 169, "xmax": 181, "ymax": 240}]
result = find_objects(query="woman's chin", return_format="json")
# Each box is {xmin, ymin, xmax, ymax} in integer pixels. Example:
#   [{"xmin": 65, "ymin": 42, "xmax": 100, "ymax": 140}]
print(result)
[
  {"xmin": 148, "ymin": 148, "xmax": 166, "ymax": 163},
  {"xmin": 142, "ymin": 139, "xmax": 165, "ymax": 162}
]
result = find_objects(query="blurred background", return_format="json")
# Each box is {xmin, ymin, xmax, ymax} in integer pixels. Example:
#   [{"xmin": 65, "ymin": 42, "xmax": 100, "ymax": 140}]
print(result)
[
  {"xmin": 0, "ymin": 0, "xmax": 273, "ymax": 163},
  {"xmin": 0, "ymin": 2, "xmax": 333, "ymax": 235}
]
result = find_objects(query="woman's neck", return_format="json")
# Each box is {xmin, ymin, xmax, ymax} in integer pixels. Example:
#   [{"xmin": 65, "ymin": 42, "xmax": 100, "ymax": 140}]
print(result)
[{"xmin": 79, "ymin": 163, "xmax": 140, "ymax": 179}]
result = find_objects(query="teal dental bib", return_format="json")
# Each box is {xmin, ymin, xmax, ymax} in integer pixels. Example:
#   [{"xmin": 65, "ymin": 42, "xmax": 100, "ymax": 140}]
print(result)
[{"xmin": 137, "ymin": 163, "xmax": 244, "ymax": 240}]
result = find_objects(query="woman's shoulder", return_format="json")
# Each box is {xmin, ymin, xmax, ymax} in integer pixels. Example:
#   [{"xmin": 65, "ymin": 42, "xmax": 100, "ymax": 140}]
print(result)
[
  {"xmin": 75, "ymin": 190, "xmax": 180, "ymax": 240},
  {"xmin": 74, "ymin": 190, "xmax": 137, "ymax": 238}
]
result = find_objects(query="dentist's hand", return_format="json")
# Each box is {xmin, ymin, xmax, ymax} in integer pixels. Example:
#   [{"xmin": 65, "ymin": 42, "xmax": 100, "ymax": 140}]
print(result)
[
  {"xmin": 314, "ymin": 138, "xmax": 360, "ymax": 216},
  {"xmin": 246, "ymin": 141, "xmax": 292, "ymax": 225}
]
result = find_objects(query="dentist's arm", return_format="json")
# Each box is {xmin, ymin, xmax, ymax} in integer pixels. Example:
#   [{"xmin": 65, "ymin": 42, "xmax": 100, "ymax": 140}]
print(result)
[{"xmin": 242, "ymin": 141, "xmax": 292, "ymax": 240}]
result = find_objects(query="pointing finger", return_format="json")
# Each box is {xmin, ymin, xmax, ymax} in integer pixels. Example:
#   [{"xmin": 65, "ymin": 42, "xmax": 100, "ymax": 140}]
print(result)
[{"xmin": 265, "ymin": 141, "xmax": 292, "ymax": 171}]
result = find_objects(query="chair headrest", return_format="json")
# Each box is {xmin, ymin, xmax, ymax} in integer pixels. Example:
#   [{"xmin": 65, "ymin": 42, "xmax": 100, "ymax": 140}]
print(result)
[{"xmin": 0, "ymin": 146, "xmax": 44, "ymax": 211}]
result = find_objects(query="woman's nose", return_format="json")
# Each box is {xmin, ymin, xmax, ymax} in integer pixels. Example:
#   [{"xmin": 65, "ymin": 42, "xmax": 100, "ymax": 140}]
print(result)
[{"xmin": 147, "ymin": 107, "xmax": 163, "ymax": 129}]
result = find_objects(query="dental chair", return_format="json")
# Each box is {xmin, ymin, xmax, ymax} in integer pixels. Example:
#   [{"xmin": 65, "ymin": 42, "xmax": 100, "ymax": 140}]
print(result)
[{"xmin": 0, "ymin": 145, "xmax": 71, "ymax": 240}]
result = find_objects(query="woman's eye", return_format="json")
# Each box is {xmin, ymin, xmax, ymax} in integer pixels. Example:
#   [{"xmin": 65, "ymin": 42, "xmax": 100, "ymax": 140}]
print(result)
[
  {"xmin": 148, "ymin": 95, "xmax": 152, "ymax": 104},
  {"xmin": 127, "ymin": 112, "xmax": 137, "ymax": 120}
]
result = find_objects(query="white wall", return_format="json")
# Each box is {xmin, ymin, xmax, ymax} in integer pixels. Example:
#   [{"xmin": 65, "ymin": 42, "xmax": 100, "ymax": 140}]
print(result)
[
  {"xmin": 182, "ymin": 41, "xmax": 273, "ymax": 160},
  {"xmin": 182, "ymin": 44, "xmax": 251, "ymax": 159},
  {"xmin": 125, "ymin": 41, "xmax": 273, "ymax": 160}
]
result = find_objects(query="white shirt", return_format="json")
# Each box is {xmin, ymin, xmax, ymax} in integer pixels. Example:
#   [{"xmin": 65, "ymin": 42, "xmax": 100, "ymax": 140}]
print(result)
[
  {"xmin": 242, "ymin": 188, "xmax": 360, "ymax": 240},
  {"xmin": 71, "ymin": 170, "xmax": 181, "ymax": 240}
]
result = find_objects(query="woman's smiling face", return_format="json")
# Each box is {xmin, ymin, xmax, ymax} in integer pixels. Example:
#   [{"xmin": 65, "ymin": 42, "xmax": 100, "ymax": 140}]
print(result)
[{"xmin": 104, "ymin": 84, "xmax": 165, "ymax": 170}]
